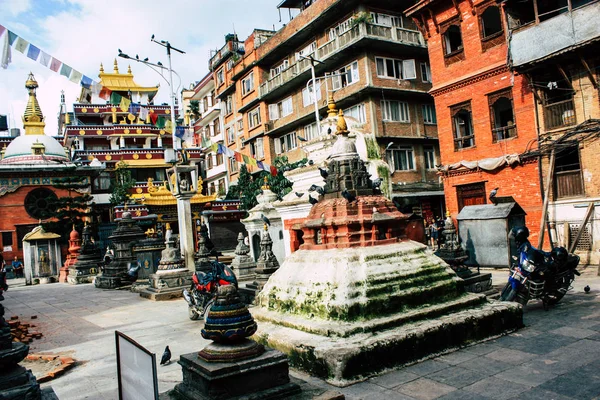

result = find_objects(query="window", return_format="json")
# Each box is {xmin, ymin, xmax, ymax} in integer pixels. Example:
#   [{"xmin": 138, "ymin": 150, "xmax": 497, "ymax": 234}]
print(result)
[
  {"xmin": 270, "ymin": 60, "xmax": 289, "ymax": 78},
  {"xmin": 443, "ymin": 25, "xmax": 463, "ymax": 56},
  {"xmin": 344, "ymin": 103, "xmax": 366, "ymax": 125},
  {"xmin": 229, "ymin": 157, "xmax": 238, "ymax": 173},
  {"xmin": 93, "ymin": 172, "xmax": 111, "ymax": 192},
  {"xmin": 226, "ymin": 59, "xmax": 235, "ymax": 70},
  {"xmin": 248, "ymin": 106, "xmax": 261, "ymax": 129},
  {"xmin": 370, "ymin": 12, "xmax": 402, "ymax": 27},
  {"xmin": 540, "ymin": 70, "xmax": 576, "ymax": 130},
  {"xmin": 2, "ymin": 231, "xmax": 13, "ymax": 248},
  {"xmin": 376, "ymin": 57, "xmax": 402, "ymax": 79},
  {"xmin": 250, "ymin": 137, "xmax": 264, "ymax": 159},
  {"xmin": 225, "ymin": 95, "xmax": 233, "ymax": 115},
  {"xmin": 302, "ymin": 82, "xmax": 322, "ymax": 107},
  {"xmin": 451, "ymin": 102, "xmax": 475, "ymax": 150},
  {"xmin": 212, "ymin": 119, "xmax": 220, "ymax": 136},
  {"xmin": 488, "ymin": 89, "xmax": 516, "ymax": 142},
  {"xmin": 24, "ymin": 188, "xmax": 58, "ymax": 220},
  {"xmin": 216, "ymin": 153, "xmax": 223, "ymax": 166},
  {"xmin": 209, "ymin": 182, "xmax": 216, "ymax": 195},
  {"xmin": 241, "ymin": 72, "xmax": 254, "ymax": 96},
  {"xmin": 216, "ymin": 68, "xmax": 224, "ymax": 86},
  {"xmin": 388, "ymin": 146, "xmax": 415, "ymax": 171},
  {"xmin": 381, "ymin": 100, "xmax": 410, "ymax": 122},
  {"xmin": 424, "ymin": 146, "xmax": 436, "ymax": 170},
  {"xmin": 237, "ymin": 119, "xmax": 244, "ymax": 131},
  {"xmin": 480, "ymin": 6, "xmax": 503, "ymax": 39},
  {"xmin": 268, "ymin": 97, "xmax": 293, "ymax": 120},
  {"xmin": 420, "ymin": 62, "xmax": 431, "ymax": 83},
  {"xmin": 227, "ymin": 127, "xmax": 235, "ymax": 144},
  {"xmin": 206, "ymin": 154, "xmax": 213, "ymax": 169},
  {"xmin": 554, "ymin": 145, "xmax": 584, "ymax": 199},
  {"xmin": 331, "ymin": 61, "xmax": 359, "ymax": 90},
  {"xmin": 422, "ymin": 104, "xmax": 437, "ymax": 125},
  {"xmin": 274, "ymin": 132, "xmax": 298, "ymax": 154},
  {"xmin": 296, "ymin": 41, "xmax": 317, "ymax": 61},
  {"xmin": 304, "ymin": 122, "xmax": 319, "ymax": 140},
  {"xmin": 329, "ymin": 18, "xmax": 353, "ymax": 40},
  {"xmin": 218, "ymin": 179, "xmax": 225, "ymax": 195}
]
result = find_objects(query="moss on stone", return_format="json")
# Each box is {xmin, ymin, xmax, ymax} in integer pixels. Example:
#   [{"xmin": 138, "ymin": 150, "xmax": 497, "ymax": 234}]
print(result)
[{"xmin": 365, "ymin": 137, "xmax": 380, "ymax": 160}]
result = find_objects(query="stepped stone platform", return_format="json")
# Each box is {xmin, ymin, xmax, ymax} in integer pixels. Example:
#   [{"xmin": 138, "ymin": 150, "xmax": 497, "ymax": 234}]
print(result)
[{"xmin": 252, "ymin": 241, "xmax": 523, "ymax": 386}]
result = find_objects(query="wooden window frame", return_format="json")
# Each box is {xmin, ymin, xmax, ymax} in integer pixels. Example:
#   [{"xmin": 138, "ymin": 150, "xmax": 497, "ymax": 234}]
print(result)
[
  {"xmin": 450, "ymin": 101, "xmax": 475, "ymax": 151},
  {"xmin": 488, "ymin": 88, "xmax": 517, "ymax": 142},
  {"xmin": 440, "ymin": 17, "xmax": 465, "ymax": 66},
  {"xmin": 478, "ymin": 3, "xmax": 505, "ymax": 52}
]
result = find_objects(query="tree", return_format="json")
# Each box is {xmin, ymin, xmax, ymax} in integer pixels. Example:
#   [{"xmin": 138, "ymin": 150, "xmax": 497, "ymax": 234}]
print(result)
[
  {"xmin": 109, "ymin": 161, "xmax": 136, "ymax": 205},
  {"xmin": 225, "ymin": 164, "xmax": 261, "ymax": 211},
  {"xmin": 42, "ymin": 176, "xmax": 98, "ymax": 243},
  {"xmin": 188, "ymin": 100, "xmax": 201, "ymax": 122}
]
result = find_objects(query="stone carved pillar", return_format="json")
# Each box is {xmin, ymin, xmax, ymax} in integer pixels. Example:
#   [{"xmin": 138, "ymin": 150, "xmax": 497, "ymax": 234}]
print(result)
[
  {"xmin": 230, "ymin": 233, "xmax": 256, "ymax": 279},
  {"xmin": 253, "ymin": 225, "xmax": 280, "ymax": 290}
]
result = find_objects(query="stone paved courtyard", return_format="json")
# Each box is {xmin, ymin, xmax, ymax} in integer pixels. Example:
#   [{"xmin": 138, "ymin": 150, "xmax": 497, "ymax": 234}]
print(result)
[{"xmin": 3, "ymin": 267, "xmax": 600, "ymax": 400}]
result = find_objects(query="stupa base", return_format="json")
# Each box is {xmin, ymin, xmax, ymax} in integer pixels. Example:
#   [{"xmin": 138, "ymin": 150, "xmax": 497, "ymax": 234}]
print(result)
[
  {"xmin": 254, "ymin": 301, "xmax": 522, "ymax": 387},
  {"xmin": 172, "ymin": 347, "xmax": 300, "ymax": 400},
  {"xmin": 94, "ymin": 275, "xmax": 123, "ymax": 289},
  {"xmin": 66, "ymin": 271, "xmax": 96, "ymax": 285},
  {"xmin": 0, "ymin": 365, "xmax": 41, "ymax": 400},
  {"xmin": 139, "ymin": 269, "xmax": 191, "ymax": 301}
]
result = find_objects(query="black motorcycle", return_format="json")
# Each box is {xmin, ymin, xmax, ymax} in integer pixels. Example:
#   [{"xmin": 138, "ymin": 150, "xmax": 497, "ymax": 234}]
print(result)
[
  {"xmin": 500, "ymin": 227, "xmax": 580, "ymax": 309},
  {"xmin": 182, "ymin": 261, "xmax": 237, "ymax": 320}
]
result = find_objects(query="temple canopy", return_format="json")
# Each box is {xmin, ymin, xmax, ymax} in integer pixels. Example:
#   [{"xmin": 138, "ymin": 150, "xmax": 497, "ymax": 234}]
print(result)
[{"xmin": 98, "ymin": 59, "xmax": 159, "ymax": 95}]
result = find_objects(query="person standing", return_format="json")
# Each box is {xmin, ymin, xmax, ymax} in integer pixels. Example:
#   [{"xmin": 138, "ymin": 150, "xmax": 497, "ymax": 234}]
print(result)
[{"xmin": 12, "ymin": 256, "xmax": 23, "ymax": 278}]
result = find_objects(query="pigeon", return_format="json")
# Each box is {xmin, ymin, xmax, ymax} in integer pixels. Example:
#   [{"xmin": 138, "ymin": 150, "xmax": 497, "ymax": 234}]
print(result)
[
  {"xmin": 308, "ymin": 195, "xmax": 318, "ymax": 205},
  {"xmin": 372, "ymin": 178, "xmax": 382, "ymax": 189},
  {"xmin": 261, "ymin": 214, "xmax": 271, "ymax": 226},
  {"xmin": 143, "ymin": 57, "xmax": 149, "ymax": 62},
  {"xmin": 118, "ymin": 48, "xmax": 122, "ymax": 54},
  {"xmin": 584, "ymin": 285, "xmax": 591, "ymax": 293},
  {"xmin": 157, "ymin": 61, "xmax": 163, "ymax": 66},
  {"xmin": 327, "ymin": 127, "xmax": 332, "ymax": 135},
  {"xmin": 136, "ymin": 54, "xmax": 139, "ymax": 60},
  {"xmin": 126, "ymin": 262, "xmax": 141, "ymax": 282},
  {"xmin": 309, "ymin": 185, "xmax": 325, "ymax": 195},
  {"xmin": 160, "ymin": 346, "xmax": 171, "ymax": 365},
  {"xmin": 489, "ymin": 187, "xmax": 499, "ymax": 205},
  {"xmin": 295, "ymin": 192, "xmax": 303, "ymax": 198},
  {"xmin": 308, "ymin": 159, "xmax": 314, "ymax": 165},
  {"xmin": 297, "ymin": 135, "xmax": 307, "ymax": 142},
  {"xmin": 318, "ymin": 167, "xmax": 328, "ymax": 179},
  {"xmin": 341, "ymin": 189, "xmax": 356, "ymax": 203}
]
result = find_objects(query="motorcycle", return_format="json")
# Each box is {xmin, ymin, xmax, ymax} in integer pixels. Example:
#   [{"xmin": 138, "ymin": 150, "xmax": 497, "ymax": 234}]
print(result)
[
  {"xmin": 500, "ymin": 227, "xmax": 580, "ymax": 309},
  {"xmin": 182, "ymin": 260, "xmax": 237, "ymax": 320}
]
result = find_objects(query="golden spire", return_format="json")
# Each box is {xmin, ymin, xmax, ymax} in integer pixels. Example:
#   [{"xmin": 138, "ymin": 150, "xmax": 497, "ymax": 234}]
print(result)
[
  {"xmin": 261, "ymin": 176, "xmax": 270, "ymax": 190},
  {"xmin": 113, "ymin": 59, "xmax": 119, "ymax": 73},
  {"xmin": 327, "ymin": 94, "xmax": 337, "ymax": 118},
  {"xmin": 336, "ymin": 109, "xmax": 348, "ymax": 135},
  {"xmin": 99, "ymin": 63, "xmax": 104, "ymax": 73},
  {"xmin": 127, "ymin": 65, "xmax": 132, "ymax": 74},
  {"xmin": 22, "ymin": 73, "xmax": 46, "ymax": 135}
]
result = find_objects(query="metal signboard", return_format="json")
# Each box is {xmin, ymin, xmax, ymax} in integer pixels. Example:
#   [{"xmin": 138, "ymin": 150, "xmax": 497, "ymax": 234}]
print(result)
[{"xmin": 115, "ymin": 331, "xmax": 159, "ymax": 400}]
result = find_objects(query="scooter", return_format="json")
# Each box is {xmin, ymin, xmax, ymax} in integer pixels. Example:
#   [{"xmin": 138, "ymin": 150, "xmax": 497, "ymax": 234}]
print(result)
[
  {"xmin": 182, "ymin": 261, "xmax": 237, "ymax": 320},
  {"xmin": 500, "ymin": 227, "xmax": 580, "ymax": 309}
]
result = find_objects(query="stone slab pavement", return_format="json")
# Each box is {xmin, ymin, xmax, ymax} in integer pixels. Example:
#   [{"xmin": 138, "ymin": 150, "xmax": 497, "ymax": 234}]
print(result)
[{"xmin": 2, "ymin": 265, "xmax": 600, "ymax": 400}]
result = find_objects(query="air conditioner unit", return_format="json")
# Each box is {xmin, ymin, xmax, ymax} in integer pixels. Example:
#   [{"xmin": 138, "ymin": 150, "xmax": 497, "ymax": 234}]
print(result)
[{"xmin": 264, "ymin": 121, "xmax": 274, "ymax": 132}]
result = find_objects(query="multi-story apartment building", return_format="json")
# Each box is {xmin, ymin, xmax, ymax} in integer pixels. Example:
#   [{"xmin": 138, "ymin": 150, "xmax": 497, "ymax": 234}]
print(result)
[
  {"xmin": 501, "ymin": 0, "xmax": 600, "ymax": 261},
  {"xmin": 209, "ymin": 0, "xmax": 444, "ymax": 219},
  {"xmin": 184, "ymin": 73, "xmax": 229, "ymax": 197},
  {"xmin": 406, "ymin": 0, "xmax": 544, "ymax": 243}
]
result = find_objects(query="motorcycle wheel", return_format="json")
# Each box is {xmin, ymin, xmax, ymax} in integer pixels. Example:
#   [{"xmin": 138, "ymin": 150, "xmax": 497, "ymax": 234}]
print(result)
[
  {"xmin": 188, "ymin": 306, "xmax": 200, "ymax": 320},
  {"xmin": 201, "ymin": 298, "xmax": 215, "ymax": 319},
  {"xmin": 500, "ymin": 283, "xmax": 517, "ymax": 301},
  {"xmin": 545, "ymin": 275, "xmax": 572, "ymax": 306}
]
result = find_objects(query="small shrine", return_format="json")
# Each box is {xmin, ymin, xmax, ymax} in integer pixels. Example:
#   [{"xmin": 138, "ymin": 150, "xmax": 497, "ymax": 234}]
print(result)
[
  {"xmin": 68, "ymin": 223, "xmax": 103, "ymax": 284},
  {"xmin": 59, "ymin": 226, "xmax": 81, "ymax": 283},
  {"xmin": 194, "ymin": 221, "xmax": 215, "ymax": 273},
  {"xmin": 95, "ymin": 210, "xmax": 145, "ymax": 289},
  {"xmin": 241, "ymin": 179, "xmax": 284, "ymax": 263},
  {"xmin": 22, "ymin": 224, "xmax": 62, "ymax": 285},
  {"xmin": 230, "ymin": 233, "xmax": 256, "ymax": 279},
  {"xmin": 253, "ymin": 225, "xmax": 280, "ymax": 290},
  {"xmin": 133, "ymin": 227, "xmax": 166, "ymax": 281},
  {"xmin": 171, "ymin": 285, "xmax": 300, "ymax": 399}
]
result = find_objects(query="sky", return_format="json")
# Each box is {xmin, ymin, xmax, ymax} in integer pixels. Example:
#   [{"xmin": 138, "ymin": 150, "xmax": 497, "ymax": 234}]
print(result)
[{"xmin": 0, "ymin": 0, "xmax": 297, "ymax": 136}]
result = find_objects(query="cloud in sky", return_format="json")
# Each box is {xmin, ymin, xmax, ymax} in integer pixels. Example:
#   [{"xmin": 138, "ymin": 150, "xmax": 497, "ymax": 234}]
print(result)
[{"xmin": 0, "ymin": 0, "xmax": 297, "ymax": 136}]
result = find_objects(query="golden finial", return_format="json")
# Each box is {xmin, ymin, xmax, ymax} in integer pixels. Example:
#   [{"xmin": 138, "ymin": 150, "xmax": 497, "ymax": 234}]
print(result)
[
  {"xmin": 261, "ymin": 176, "xmax": 270, "ymax": 190},
  {"xmin": 446, "ymin": 210, "xmax": 451, "ymax": 218},
  {"xmin": 99, "ymin": 63, "xmax": 104, "ymax": 73},
  {"xmin": 127, "ymin": 65, "xmax": 132, "ymax": 74},
  {"xmin": 264, "ymin": 223, "xmax": 269, "ymax": 231},
  {"xmin": 336, "ymin": 109, "xmax": 348, "ymax": 135},
  {"xmin": 166, "ymin": 222, "xmax": 171, "ymax": 230},
  {"xmin": 327, "ymin": 94, "xmax": 337, "ymax": 118},
  {"xmin": 23, "ymin": 72, "xmax": 45, "ymax": 134},
  {"xmin": 113, "ymin": 59, "xmax": 119, "ymax": 73}
]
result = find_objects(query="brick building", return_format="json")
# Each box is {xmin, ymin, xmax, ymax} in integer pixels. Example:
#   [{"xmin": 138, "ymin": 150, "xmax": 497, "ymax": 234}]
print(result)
[
  {"xmin": 501, "ymin": 0, "xmax": 600, "ymax": 261},
  {"xmin": 406, "ymin": 0, "xmax": 544, "ymax": 244},
  {"xmin": 206, "ymin": 0, "xmax": 445, "ymax": 219}
]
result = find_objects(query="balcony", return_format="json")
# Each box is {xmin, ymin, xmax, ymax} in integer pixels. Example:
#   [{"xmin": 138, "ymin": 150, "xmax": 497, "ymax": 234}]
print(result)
[
  {"xmin": 64, "ymin": 124, "xmax": 163, "ymax": 137},
  {"xmin": 544, "ymin": 98, "xmax": 576, "ymax": 131},
  {"xmin": 509, "ymin": 0, "xmax": 600, "ymax": 68},
  {"xmin": 209, "ymin": 41, "xmax": 245, "ymax": 71},
  {"xmin": 72, "ymin": 103, "xmax": 173, "ymax": 116},
  {"xmin": 259, "ymin": 22, "xmax": 424, "ymax": 98}
]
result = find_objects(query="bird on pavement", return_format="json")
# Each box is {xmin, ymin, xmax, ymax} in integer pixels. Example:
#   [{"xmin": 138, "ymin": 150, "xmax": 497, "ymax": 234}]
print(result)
[
  {"xmin": 489, "ymin": 187, "xmax": 499, "ymax": 205},
  {"xmin": 308, "ymin": 185, "xmax": 325, "ymax": 195},
  {"xmin": 584, "ymin": 285, "xmax": 591, "ymax": 293},
  {"xmin": 341, "ymin": 189, "xmax": 356, "ymax": 203},
  {"xmin": 295, "ymin": 192, "xmax": 304, "ymax": 198},
  {"xmin": 308, "ymin": 195, "xmax": 318, "ymax": 205},
  {"xmin": 126, "ymin": 262, "xmax": 141, "ymax": 282},
  {"xmin": 160, "ymin": 346, "xmax": 171, "ymax": 365},
  {"xmin": 261, "ymin": 214, "xmax": 271, "ymax": 226},
  {"xmin": 318, "ymin": 167, "xmax": 328, "ymax": 179}
]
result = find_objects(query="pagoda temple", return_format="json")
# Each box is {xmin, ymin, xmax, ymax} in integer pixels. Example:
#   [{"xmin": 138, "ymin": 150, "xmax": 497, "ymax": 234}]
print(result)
[
  {"xmin": 0, "ymin": 73, "xmax": 102, "ymax": 262},
  {"xmin": 58, "ymin": 60, "xmax": 216, "ymax": 239}
]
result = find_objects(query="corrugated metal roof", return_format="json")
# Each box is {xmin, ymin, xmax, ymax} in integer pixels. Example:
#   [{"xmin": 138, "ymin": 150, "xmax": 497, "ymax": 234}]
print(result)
[{"xmin": 456, "ymin": 202, "xmax": 525, "ymax": 220}]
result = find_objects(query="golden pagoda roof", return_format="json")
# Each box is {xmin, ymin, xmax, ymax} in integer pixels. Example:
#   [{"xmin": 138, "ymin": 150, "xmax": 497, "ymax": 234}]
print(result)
[
  {"xmin": 98, "ymin": 59, "xmax": 160, "ymax": 93},
  {"xmin": 130, "ymin": 178, "xmax": 216, "ymax": 206},
  {"xmin": 23, "ymin": 225, "xmax": 61, "ymax": 241}
]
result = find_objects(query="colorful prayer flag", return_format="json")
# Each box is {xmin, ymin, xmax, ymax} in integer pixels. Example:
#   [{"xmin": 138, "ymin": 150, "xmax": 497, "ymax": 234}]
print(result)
[
  {"xmin": 110, "ymin": 91, "xmax": 121, "ymax": 105},
  {"xmin": 257, "ymin": 161, "xmax": 264, "ymax": 170},
  {"xmin": 210, "ymin": 143, "xmax": 218, "ymax": 153},
  {"xmin": 234, "ymin": 152, "xmax": 243, "ymax": 162},
  {"xmin": 248, "ymin": 157, "xmax": 257, "ymax": 167},
  {"xmin": 39, "ymin": 51, "xmax": 51, "ymax": 67},
  {"xmin": 81, "ymin": 75, "xmax": 93, "ymax": 89},
  {"xmin": 49, "ymin": 57, "xmax": 61, "ymax": 72},
  {"xmin": 0, "ymin": 25, "xmax": 5, "ymax": 37},
  {"xmin": 69, "ymin": 69, "xmax": 82, "ymax": 84},
  {"xmin": 1, "ymin": 31, "xmax": 11, "ymax": 70},
  {"xmin": 164, "ymin": 120, "xmax": 173, "ymax": 134},
  {"xmin": 149, "ymin": 112, "xmax": 158, "ymax": 125},
  {"xmin": 217, "ymin": 144, "xmax": 225, "ymax": 154},
  {"xmin": 119, "ymin": 96, "xmax": 131, "ymax": 113},
  {"xmin": 224, "ymin": 147, "xmax": 235, "ymax": 158},
  {"xmin": 98, "ymin": 86, "xmax": 111, "ymax": 100},
  {"xmin": 14, "ymin": 37, "xmax": 28, "ymax": 54},
  {"xmin": 242, "ymin": 155, "xmax": 250, "ymax": 164},
  {"xmin": 26, "ymin": 44, "xmax": 40, "ymax": 61},
  {"xmin": 270, "ymin": 166, "xmax": 278, "ymax": 176},
  {"xmin": 138, "ymin": 107, "xmax": 148, "ymax": 121},
  {"xmin": 8, "ymin": 31, "xmax": 17, "ymax": 46},
  {"xmin": 59, "ymin": 63, "xmax": 72, "ymax": 78},
  {"xmin": 175, "ymin": 126, "xmax": 185, "ymax": 139},
  {"xmin": 156, "ymin": 116, "xmax": 166, "ymax": 129}
]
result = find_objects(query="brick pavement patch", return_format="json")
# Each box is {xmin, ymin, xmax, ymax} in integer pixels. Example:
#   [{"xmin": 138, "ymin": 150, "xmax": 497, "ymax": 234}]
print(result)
[{"xmin": 23, "ymin": 354, "xmax": 76, "ymax": 383}]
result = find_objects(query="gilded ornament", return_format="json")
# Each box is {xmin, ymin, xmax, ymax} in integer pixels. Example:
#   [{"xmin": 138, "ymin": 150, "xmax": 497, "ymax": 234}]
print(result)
[
  {"xmin": 136, "ymin": 188, "xmax": 143, "ymax": 194},
  {"xmin": 87, "ymin": 155, "xmax": 94, "ymax": 161},
  {"xmin": 111, "ymin": 107, "xmax": 117, "ymax": 112},
  {"xmin": 124, "ymin": 129, "xmax": 130, "ymax": 134},
  {"xmin": 136, "ymin": 129, "xmax": 142, "ymax": 134},
  {"xmin": 133, "ymin": 153, "xmax": 140, "ymax": 160},
  {"xmin": 159, "ymin": 130, "xmax": 165, "ymax": 135},
  {"xmin": 79, "ymin": 130, "xmax": 85, "ymax": 135},
  {"xmin": 96, "ymin": 129, "xmax": 103, "ymax": 135},
  {"xmin": 146, "ymin": 153, "xmax": 152, "ymax": 159},
  {"xmin": 81, "ymin": 108, "xmax": 88, "ymax": 113},
  {"xmin": 105, "ymin": 155, "xmax": 112, "ymax": 161},
  {"xmin": 93, "ymin": 107, "xmax": 99, "ymax": 113},
  {"xmin": 127, "ymin": 113, "xmax": 136, "ymax": 122},
  {"xmin": 165, "ymin": 109, "xmax": 171, "ymax": 114}
]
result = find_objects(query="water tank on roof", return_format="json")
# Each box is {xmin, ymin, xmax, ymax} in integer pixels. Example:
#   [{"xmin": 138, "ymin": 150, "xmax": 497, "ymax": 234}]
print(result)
[{"xmin": 10, "ymin": 128, "xmax": 20, "ymax": 137}]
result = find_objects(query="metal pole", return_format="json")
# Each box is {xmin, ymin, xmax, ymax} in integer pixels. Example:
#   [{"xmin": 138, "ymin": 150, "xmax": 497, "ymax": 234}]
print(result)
[
  {"xmin": 166, "ymin": 43, "xmax": 179, "ymax": 150},
  {"xmin": 309, "ymin": 58, "xmax": 321, "ymax": 135}
]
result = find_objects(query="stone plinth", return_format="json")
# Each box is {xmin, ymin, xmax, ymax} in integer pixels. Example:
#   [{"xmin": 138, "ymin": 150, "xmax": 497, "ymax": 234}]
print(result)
[
  {"xmin": 242, "ymin": 187, "xmax": 284, "ymax": 265},
  {"xmin": 140, "ymin": 237, "xmax": 191, "ymax": 301},
  {"xmin": 230, "ymin": 233, "xmax": 255, "ymax": 279},
  {"xmin": 95, "ymin": 211, "xmax": 146, "ymax": 289},
  {"xmin": 68, "ymin": 224, "xmax": 103, "ymax": 285},
  {"xmin": 59, "ymin": 227, "xmax": 81, "ymax": 283}
]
